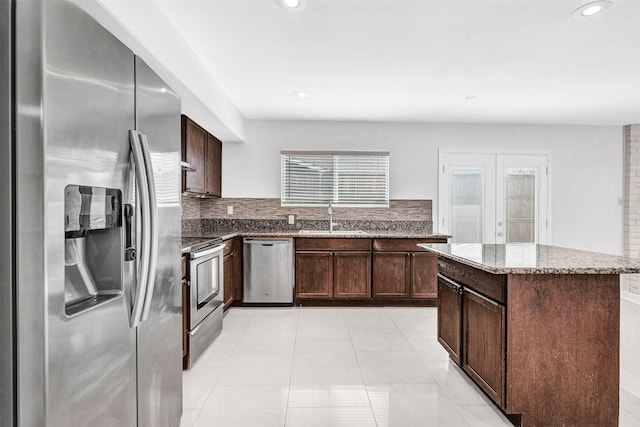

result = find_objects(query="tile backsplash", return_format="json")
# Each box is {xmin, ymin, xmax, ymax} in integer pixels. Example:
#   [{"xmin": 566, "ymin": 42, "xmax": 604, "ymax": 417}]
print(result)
[
  {"xmin": 181, "ymin": 196, "xmax": 433, "ymax": 236},
  {"xmin": 187, "ymin": 197, "xmax": 431, "ymax": 221},
  {"xmin": 182, "ymin": 196, "xmax": 201, "ymax": 219}
]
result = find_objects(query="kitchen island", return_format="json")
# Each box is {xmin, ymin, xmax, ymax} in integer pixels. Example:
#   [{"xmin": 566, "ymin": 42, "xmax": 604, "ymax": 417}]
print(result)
[{"xmin": 418, "ymin": 243, "xmax": 640, "ymax": 427}]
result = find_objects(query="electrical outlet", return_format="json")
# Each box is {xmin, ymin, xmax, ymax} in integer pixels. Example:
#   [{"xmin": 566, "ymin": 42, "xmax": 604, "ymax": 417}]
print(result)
[
  {"xmin": 227, "ymin": 205, "xmax": 233, "ymax": 215},
  {"xmin": 288, "ymin": 214, "xmax": 295, "ymax": 225}
]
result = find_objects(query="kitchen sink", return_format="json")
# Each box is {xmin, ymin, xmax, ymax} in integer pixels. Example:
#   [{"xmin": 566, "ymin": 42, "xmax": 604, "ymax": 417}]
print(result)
[{"xmin": 298, "ymin": 230, "xmax": 368, "ymax": 235}]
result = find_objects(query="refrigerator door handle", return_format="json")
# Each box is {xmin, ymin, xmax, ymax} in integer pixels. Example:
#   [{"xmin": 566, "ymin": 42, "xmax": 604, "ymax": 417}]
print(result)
[
  {"xmin": 139, "ymin": 133, "xmax": 158, "ymax": 322},
  {"xmin": 129, "ymin": 130, "xmax": 151, "ymax": 327}
]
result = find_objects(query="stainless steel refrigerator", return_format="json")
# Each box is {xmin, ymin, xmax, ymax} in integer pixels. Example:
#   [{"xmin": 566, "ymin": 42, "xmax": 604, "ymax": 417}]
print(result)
[{"xmin": 1, "ymin": 1, "xmax": 183, "ymax": 425}]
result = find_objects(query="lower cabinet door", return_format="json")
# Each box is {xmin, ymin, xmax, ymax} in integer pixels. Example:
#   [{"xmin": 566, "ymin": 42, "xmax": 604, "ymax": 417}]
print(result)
[
  {"xmin": 333, "ymin": 251, "xmax": 371, "ymax": 298},
  {"xmin": 410, "ymin": 252, "xmax": 438, "ymax": 299},
  {"xmin": 295, "ymin": 251, "xmax": 333, "ymax": 298},
  {"xmin": 372, "ymin": 252, "xmax": 410, "ymax": 297},
  {"xmin": 462, "ymin": 289, "xmax": 506, "ymax": 408},
  {"xmin": 223, "ymin": 253, "xmax": 234, "ymax": 309},
  {"xmin": 437, "ymin": 274, "xmax": 463, "ymax": 364},
  {"xmin": 232, "ymin": 237, "xmax": 243, "ymax": 302}
]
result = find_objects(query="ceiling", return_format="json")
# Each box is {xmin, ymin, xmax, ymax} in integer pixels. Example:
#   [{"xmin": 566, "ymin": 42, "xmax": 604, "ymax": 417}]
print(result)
[{"xmin": 154, "ymin": 0, "xmax": 640, "ymax": 126}]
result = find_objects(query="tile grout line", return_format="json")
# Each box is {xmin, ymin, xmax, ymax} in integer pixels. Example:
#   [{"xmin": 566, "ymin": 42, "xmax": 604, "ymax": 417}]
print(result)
[
  {"xmin": 354, "ymin": 309, "xmax": 390, "ymax": 427},
  {"xmin": 283, "ymin": 307, "xmax": 301, "ymax": 427}
]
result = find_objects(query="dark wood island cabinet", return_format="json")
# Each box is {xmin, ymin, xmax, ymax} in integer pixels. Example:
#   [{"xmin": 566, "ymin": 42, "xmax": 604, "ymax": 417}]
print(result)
[{"xmin": 422, "ymin": 243, "xmax": 640, "ymax": 427}]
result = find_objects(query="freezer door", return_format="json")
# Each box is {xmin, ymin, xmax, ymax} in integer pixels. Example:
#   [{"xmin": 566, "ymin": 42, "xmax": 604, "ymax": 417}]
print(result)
[
  {"xmin": 134, "ymin": 56, "xmax": 183, "ymax": 427},
  {"xmin": 16, "ymin": 1, "xmax": 137, "ymax": 425},
  {"xmin": 0, "ymin": 1, "xmax": 14, "ymax": 426}
]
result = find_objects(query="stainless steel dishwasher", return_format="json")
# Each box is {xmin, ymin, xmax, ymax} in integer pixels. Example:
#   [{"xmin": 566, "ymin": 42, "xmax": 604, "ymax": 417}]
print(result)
[{"xmin": 243, "ymin": 238, "xmax": 294, "ymax": 303}]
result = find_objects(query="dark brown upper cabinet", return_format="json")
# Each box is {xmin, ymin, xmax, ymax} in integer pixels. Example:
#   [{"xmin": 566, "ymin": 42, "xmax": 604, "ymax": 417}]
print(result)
[
  {"xmin": 205, "ymin": 133, "xmax": 222, "ymax": 197},
  {"xmin": 181, "ymin": 115, "xmax": 222, "ymax": 198}
]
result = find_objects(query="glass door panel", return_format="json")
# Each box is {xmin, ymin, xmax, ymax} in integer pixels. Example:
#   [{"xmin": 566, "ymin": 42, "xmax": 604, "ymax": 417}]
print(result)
[
  {"xmin": 504, "ymin": 168, "xmax": 536, "ymax": 243},
  {"xmin": 496, "ymin": 155, "xmax": 548, "ymax": 244},
  {"xmin": 439, "ymin": 153, "xmax": 495, "ymax": 243},
  {"xmin": 450, "ymin": 168, "xmax": 484, "ymax": 243}
]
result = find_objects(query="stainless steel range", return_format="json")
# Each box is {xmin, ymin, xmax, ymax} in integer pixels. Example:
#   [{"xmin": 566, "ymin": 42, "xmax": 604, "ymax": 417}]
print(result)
[{"xmin": 185, "ymin": 238, "xmax": 225, "ymax": 368}]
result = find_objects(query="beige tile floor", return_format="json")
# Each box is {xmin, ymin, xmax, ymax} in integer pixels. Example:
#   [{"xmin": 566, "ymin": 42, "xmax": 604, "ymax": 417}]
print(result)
[{"xmin": 180, "ymin": 298, "xmax": 640, "ymax": 427}]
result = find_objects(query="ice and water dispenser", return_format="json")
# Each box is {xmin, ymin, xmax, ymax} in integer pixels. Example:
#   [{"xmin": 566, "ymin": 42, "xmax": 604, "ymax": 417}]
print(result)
[{"xmin": 64, "ymin": 185, "xmax": 123, "ymax": 316}]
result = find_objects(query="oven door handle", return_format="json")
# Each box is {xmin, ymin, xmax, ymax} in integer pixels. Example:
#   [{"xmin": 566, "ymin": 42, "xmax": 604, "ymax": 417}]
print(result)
[
  {"xmin": 190, "ymin": 244, "xmax": 225, "ymax": 260},
  {"xmin": 129, "ymin": 130, "xmax": 151, "ymax": 328}
]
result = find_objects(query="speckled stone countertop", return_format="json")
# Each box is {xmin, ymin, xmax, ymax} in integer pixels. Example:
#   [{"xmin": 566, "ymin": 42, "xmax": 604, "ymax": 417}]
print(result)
[
  {"xmin": 182, "ymin": 230, "xmax": 449, "ymax": 253},
  {"xmin": 418, "ymin": 243, "xmax": 640, "ymax": 275}
]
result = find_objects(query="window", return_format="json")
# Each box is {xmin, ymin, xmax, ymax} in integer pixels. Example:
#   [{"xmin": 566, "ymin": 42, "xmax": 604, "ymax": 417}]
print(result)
[{"xmin": 281, "ymin": 151, "xmax": 389, "ymax": 207}]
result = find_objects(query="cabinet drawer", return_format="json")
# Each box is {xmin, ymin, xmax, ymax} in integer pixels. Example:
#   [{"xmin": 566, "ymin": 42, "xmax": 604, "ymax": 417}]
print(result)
[
  {"xmin": 296, "ymin": 238, "xmax": 371, "ymax": 252},
  {"xmin": 438, "ymin": 258, "xmax": 506, "ymax": 304},
  {"xmin": 373, "ymin": 238, "xmax": 447, "ymax": 252}
]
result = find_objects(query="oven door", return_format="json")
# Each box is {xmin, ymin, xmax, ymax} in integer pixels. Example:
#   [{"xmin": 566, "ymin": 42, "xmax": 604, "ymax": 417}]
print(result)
[{"xmin": 189, "ymin": 244, "xmax": 224, "ymax": 329}]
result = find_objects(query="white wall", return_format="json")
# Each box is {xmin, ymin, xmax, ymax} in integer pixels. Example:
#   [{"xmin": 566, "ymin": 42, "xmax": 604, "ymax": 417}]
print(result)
[{"xmin": 224, "ymin": 120, "xmax": 623, "ymax": 255}]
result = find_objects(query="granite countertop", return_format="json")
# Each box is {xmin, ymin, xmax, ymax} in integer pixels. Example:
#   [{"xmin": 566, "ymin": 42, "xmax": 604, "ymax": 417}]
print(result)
[
  {"xmin": 182, "ymin": 230, "xmax": 450, "ymax": 252},
  {"xmin": 418, "ymin": 243, "xmax": 640, "ymax": 275},
  {"xmin": 218, "ymin": 230, "xmax": 449, "ymax": 241}
]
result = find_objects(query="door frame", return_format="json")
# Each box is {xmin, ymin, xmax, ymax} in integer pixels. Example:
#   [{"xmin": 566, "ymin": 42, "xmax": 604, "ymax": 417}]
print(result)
[{"xmin": 438, "ymin": 149, "xmax": 552, "ymax": 244}]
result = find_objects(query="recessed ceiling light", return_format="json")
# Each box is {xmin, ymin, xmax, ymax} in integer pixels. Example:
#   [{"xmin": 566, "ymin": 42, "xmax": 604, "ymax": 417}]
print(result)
[
  {"xmin": 572, "ymin": 1, "xmax": 612, "ymax": 18},
  {"xmin": 293, "ymin": 91, "xmax": 310, "ymax": 99},
  {"xmin": 464, "ymin": 95, "xmax": 476, "ymax": 100},
  {"xmin": 276, "ymin": 0, "xmax": 307, "ymax": 10}
]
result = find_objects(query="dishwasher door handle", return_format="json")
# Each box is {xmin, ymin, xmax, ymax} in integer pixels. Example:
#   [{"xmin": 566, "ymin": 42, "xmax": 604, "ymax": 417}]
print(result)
[{"xmin": 244, "ymin": 239, "xmax": 290, "ymax": 245}]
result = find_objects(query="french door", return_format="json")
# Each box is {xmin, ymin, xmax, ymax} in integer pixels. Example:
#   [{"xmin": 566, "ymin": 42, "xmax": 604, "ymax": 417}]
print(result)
[{"xmin": 439, "ymin": 152, "xmax": 549, "ymax": 244}]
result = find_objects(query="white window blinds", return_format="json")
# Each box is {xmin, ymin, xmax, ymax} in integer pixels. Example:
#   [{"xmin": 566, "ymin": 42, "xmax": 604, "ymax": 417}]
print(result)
[{"xmin": 281, "ymin": 151, "xmax": 389, "ymax": 207}]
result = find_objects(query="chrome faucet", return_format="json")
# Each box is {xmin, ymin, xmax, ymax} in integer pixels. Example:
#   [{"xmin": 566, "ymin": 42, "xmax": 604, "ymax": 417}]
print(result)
[{"xmin": 328, "ymin": 201, "xmax": 337, "ymax": 232}]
